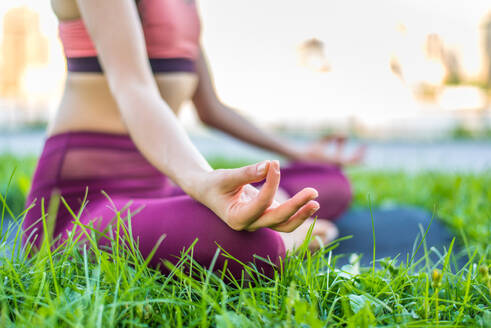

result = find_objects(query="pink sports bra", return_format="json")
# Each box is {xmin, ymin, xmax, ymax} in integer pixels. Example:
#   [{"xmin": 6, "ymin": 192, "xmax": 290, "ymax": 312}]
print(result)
[{"xmin": 59, "ymin": 0, "xmax": 201, "ymax": 73}]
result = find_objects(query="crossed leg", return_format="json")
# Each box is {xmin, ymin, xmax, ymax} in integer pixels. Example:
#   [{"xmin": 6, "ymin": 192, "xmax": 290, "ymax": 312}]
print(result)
[{"xmin": 75, "ymin": 195, "xmax": 285, "ymax": 279}]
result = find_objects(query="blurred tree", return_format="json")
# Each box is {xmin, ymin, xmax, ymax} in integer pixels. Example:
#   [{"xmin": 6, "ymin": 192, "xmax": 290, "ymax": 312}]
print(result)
[
  {"xmin": 297, "ymin": 38, "xmax": 330, "ymax": 73},
  {"xmin": 425, "ymin": 33, "xmax": 461, "ymax": 85}
]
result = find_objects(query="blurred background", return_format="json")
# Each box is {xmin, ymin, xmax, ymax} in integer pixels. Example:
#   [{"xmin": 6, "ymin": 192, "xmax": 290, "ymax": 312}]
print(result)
[{"xmin": 1, "ymin": 0, "xmax": 491, "ymax": 171}]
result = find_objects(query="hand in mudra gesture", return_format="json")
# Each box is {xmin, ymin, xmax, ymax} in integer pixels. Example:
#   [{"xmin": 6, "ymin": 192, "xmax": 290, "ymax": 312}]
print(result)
[
  {"xmin": 299, "ymin": 134, "xmax": 366, "ymax": 166},
  {"xmin": 199, "ymin": 160, "xmax": 320, "ymax": 232}
]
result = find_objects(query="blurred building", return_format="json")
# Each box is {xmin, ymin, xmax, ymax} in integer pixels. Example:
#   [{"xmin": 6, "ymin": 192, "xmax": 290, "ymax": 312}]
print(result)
[
  {"xmin": 0, "ymin": 6, "xmax": 50, "ymax": 125},
  {"xmin": 483, "ymin": 14, "xmax": 491, "ymax": 86}
]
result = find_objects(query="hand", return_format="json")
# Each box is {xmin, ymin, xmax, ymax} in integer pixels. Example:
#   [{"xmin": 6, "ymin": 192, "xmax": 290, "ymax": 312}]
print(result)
[
  {"xmin": 295, "ymin": 134, "xmax": 366, "ymax": 166},
  {"xmin": 197, "ymin": 160, "xmax": 320, "ymax": 232}
]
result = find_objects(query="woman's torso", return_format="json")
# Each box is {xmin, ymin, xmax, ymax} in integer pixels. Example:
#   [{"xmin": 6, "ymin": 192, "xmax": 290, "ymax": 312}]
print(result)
[{"xmin": 48, "ymin": 0, "xmax": 199, "ymax": 136}]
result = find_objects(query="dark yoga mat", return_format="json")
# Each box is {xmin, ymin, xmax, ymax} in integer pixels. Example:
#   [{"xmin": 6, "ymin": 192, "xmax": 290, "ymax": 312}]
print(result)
[{"xmin": 331, "ymin": 206, "xmax": 463, "ymax": 268}]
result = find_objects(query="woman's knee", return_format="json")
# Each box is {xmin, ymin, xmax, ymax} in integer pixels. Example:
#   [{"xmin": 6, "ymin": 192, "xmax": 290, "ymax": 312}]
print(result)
[
  {"xmin": 316, "ymin": 170, "xmax": 352, "ymax": 220},
  {"xmin": 334, "ymin": 171, "xmax": 352, "ymax": 216}
]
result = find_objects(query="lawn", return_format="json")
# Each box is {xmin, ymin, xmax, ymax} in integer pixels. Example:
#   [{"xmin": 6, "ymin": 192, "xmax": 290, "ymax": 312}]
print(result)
[{"xmin": 0, "ymin": 154, "xmax": 490, "ymax": 327}]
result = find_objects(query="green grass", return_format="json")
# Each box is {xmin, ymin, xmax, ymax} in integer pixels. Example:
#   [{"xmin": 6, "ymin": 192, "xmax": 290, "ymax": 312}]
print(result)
[
  {"xmin": 0, "ymin": 154, "xmax": 36, "ymax": 216},
  {"xmin": 450, "ymin": 124, "xmax": 491, "ymax": 140},
  {"xmin": 0, "ymin": 154, "xmax": 490, "ymax": 327}
]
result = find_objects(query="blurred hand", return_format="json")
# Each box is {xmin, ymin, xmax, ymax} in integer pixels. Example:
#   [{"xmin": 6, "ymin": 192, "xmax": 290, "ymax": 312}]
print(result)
[
  {"xmin": 197, "ymin": 160, "xmax": 320, "ymax": 232},
  {"xmin": 296, "ymin": 134, "xmax": 366, "ymax": 166}
]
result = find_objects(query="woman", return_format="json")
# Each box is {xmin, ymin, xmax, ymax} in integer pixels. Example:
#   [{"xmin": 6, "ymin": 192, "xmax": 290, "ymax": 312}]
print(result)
[{"xmin": 23, "ymin": 0, "xmax": 360, "ymax": 278}]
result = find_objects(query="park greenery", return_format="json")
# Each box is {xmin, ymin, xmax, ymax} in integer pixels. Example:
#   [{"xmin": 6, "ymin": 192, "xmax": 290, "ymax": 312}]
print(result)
[{"xmin": 0, "ymin": 153, "xmax": 490, "ymax": 327}]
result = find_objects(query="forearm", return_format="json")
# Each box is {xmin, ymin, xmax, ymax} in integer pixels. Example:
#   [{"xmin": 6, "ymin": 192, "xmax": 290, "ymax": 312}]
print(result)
[
  {"xmin": 204, "ymin": 104, "xmax": 301, "ymax": 160},
  {"xmin": 117, "ymin": 84, "xmax": 212, "ymax": 200},
  {"xmin": 74, "ymin": 0, "xmax": 211, "ymax": 199}
]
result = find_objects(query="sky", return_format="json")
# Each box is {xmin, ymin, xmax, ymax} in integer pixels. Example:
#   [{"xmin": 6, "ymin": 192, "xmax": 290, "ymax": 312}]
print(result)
[
  {"xmin": 198, "ymin": 0, "xmax": 490, "ymax": 126},
  {"xmin": 0, "ymin": 0, "xmax": 490, "ymax": 128}
]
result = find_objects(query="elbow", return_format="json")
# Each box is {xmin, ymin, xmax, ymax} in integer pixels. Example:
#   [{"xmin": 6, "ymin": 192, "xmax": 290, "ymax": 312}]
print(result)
[
  {"xmin": 107, "ymin": 71, "xmax": 161, "ymax": 107},
  {"xmin": 198, "ymin": 111, "xmax": 216, "ymax": 127},
  {"xmin": 195, "ymin": 102, "xmax": 220, "ymax": 128},
  {"xmin": 193, "ymin": 89, "xmax": 224, "ymax": 128},
  {"xmin": 194, "ymin": 94, "xmax": 225, "ymax": 128},
  {"xmin": 109, "ymin": 79, "xmax": 162, "ymax": 113}
]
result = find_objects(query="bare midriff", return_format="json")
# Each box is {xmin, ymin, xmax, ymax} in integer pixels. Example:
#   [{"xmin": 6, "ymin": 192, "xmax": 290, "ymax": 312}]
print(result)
[{"xmin": 47, "ymin": 72, "xmax": 198, "ymax": 136}]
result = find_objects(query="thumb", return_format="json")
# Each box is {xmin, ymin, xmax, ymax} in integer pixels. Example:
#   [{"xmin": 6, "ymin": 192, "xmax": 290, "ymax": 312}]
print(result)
[{"xmin": 220, "ymin": 160, "xmax": 270, "ymax": 191}]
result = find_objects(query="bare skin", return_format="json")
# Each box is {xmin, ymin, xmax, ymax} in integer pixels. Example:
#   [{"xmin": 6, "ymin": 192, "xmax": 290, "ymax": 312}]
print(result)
[
  {"xmin": 49, "ymin": 0, "xmax": 358, "ymax": 252},
  {"xmin": 274, "ymin": 189, "xmax": 338, "ymax": 252}
]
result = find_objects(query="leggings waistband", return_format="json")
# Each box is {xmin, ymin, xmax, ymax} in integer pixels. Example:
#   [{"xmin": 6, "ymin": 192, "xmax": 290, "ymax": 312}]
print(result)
[
  {"xmin": 45, "ymin": 131, "xmax": 137, "ymax": 150},
  {"xmin": 31, "ymin": 131, "xmax": 165, "ymax": 195}
]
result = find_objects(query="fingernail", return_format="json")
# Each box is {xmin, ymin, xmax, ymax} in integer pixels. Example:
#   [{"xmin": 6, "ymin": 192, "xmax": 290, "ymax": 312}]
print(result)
[
  {"xmin": 257, "ymin": 161, "xmax": 268, "ymax": 175},
  {"xmin": 272, "ymin": 160, "xmax": 280, "ymax": 173},
  {"xmin": 310, "ymin": 203, "xmax": 320, "ymax": 215}
]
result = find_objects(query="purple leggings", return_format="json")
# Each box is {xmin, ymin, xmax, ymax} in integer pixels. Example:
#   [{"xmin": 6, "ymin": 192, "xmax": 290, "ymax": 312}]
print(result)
[{"xmin": 23, "ymin": 132, "xmax": 351, "ymax": 277}]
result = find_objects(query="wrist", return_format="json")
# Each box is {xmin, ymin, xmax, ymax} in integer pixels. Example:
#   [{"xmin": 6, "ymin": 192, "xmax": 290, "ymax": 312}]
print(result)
[
  {"xmin": 173, "ymin": 166, "xmax": 213, "ymax": 202},
  {"xmin": 180, "ymin": 169, "xmax": 225, "ymax": 219}
]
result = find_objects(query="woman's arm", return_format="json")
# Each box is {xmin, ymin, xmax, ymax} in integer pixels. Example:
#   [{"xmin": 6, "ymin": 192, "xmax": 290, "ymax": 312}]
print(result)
[
  {"xmin": 77, "ymin": 0, "xmax": 211, "ymax": 199},
  {"xmin": 75, "ymin": 0, "xmax": 319, "ymax": 232},
  {"xmin": 192, "ymin": 50, "xmax": 302, "ymax": 160}
]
